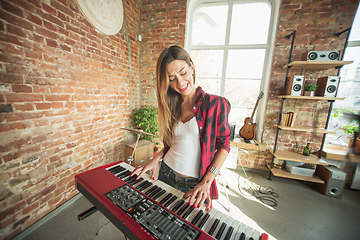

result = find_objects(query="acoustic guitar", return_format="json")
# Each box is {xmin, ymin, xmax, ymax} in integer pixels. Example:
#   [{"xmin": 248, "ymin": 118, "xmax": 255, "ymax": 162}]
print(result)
[{"xmin": 239, "ymin": 92, "xmax": 264, "ymax": 140}]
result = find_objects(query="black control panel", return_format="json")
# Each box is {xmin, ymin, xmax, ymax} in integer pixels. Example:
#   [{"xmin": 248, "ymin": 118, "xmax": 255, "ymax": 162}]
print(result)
[{"xmin": 105, "ymin": 184, "xmax": 201, "ymax": 240}]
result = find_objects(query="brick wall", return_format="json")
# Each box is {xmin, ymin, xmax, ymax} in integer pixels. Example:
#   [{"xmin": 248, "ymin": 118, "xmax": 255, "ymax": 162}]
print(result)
[
  {"xmin": 139, "ymin": 0, "xmax": 187, "ymax": 105},
  {"xmin": 0, "ymin": 0, "xmax": 140, "ymax": 239}
]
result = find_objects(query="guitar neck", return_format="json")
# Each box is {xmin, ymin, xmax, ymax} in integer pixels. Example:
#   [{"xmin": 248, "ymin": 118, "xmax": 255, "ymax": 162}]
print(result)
[{"xmin": 249, "ymin": 99, "xmax": 260, "ymax": 123}]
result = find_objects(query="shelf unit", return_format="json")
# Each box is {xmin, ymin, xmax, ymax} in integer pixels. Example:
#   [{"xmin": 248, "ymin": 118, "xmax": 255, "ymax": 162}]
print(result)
[
  {"xmin": 266, "ymin": 30, "xmax": 353, "ymax": 184},
  {"xmin": 282, "ymin": 61, "xmax": 353, "ymax": 70}
]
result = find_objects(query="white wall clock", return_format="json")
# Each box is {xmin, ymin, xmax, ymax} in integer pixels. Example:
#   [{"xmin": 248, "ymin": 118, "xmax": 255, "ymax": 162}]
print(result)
[{"xmin": 77, "ymin": 0, "xmax": 124, "ymax": 35}]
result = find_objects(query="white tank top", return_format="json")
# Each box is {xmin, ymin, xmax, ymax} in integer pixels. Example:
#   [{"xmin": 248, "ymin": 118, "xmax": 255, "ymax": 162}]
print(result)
[{"xmin": 163, "ymin": 116, "xmax": 201, "ymax": 178}]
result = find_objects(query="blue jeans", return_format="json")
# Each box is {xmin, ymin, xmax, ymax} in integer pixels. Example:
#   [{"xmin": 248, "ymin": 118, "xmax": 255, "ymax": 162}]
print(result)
[{"xmin": 158, "ymin": 161, "xmax": 199, "ymax": 193}]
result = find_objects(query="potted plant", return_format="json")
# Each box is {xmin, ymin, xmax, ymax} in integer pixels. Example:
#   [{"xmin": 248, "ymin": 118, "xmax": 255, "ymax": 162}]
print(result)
[
  {"xmin": 340, "ymin": 122, "xmax": 359, "ymax": 147},
  {"xmin": 304, "ymin": 83, "xmax": 317, "ymax": 96},
  {"xmin": 133, "ymin": 105, "xmax": 161, "ymax": 153}
]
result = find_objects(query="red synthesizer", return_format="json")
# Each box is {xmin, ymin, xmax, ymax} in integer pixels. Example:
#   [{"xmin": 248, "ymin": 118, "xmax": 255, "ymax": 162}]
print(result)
[{"xmin": 75, "ymin": 161, "xmax": 269, "ymax": 240}]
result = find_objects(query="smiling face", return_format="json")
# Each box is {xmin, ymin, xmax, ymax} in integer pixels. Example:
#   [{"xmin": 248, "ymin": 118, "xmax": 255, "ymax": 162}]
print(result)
[{"xmin": 166, "ymin": 60, "xmax": 196, "ymax": 99}]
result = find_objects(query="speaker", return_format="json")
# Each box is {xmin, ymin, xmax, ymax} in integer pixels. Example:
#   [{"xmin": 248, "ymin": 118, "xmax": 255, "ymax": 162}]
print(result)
[
  {"xmin": 315, "ymin": 76, "xmax": 340, "ymax": 97},
  {"xmin": 301, "ymin": 50, "xmax": 341, "ymax": 61},
  {"xmin": 285, "ymin": 75, "xmax": 304, "ymax": 96},
  {"xmin": 316, "ymin": 165, "xmax": 347, "ymax": 198}
]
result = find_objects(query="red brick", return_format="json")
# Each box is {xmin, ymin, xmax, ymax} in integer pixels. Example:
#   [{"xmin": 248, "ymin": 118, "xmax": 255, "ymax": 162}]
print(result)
[
  {"xmin": 1, "ymin": 1, "xmax": 24, "ymax": 18},
  {"xmin": 39, "ymin": 193, "xmax": 53, "ymax": 205},
  {"xmin": 57, "ymin": 11, "xmax": 68, "ymax": 22},
  {"xmin": 42, "ymin": 3, "xmax": 57, "ymax": 15},
  {"xmin": 0, "ymin": 42, "xmax": 24, "ymax": 55},
  {"xmin": 0, "ymin": 31, "xmax": 33, "ymax": 49},
  {"xmin": 22, "ymin": 202, "xmax": 39, "ymax": 215},
  {"xmin": 34, "ymin": 25, "xmax": 59, "ymax": 40},
  {"xmin": 51, "ymin": 102, "xmax": 63, "ymax": 109},
  {"xmin": 14, "ymin": 103, "xmax": 34, "ymax": 111},
  {"xmin": 6, "ymin": 93, "xmax": 43, "ymax": 102},
  {"xmin": 65, "ymin": 23, "xmax": 86, "ymax": 36},
  {"xmin": 36, "ymin": 102, "xmax": 51, "ymax": 110},
  {"xmin": 0, "ymin": 10, "xmax": 33, "ymax": 31},
  {"xmin": 33, "ymin": 118, "xmax": 49, "ymax": 127},
  {"xmin": 48, "ymin": 195, "xmax": 62, "ymax": 206},
  {"xmin": 51, "ymin": 1, "xmax": 75, "ymax": 18},
  {"xmin": 12, "ymin": 85, "xmax": 32, "ymax": 93},
  {"xmin": 32, "ymin": 135, "xmax": 47, "ymax": 144},
  {"xmin": 40, "ymin": 184, "xmax": 56, "ymax": 197},
  {"xmin": 43, "ymin": 20, "xmax": 57, "ymax": 32},
  {"xmin": 7, "ymin": 25, "xmax": 27, "ymax": 38},
  {"xmin": 45, "ymin": 94, "xmax": 70, "ymax": 101},
  {"xmin": 44, "ymin": 53, "xmax": 57, "ymax": 62},
  {"xmin": 60, "ymin": 44, "xmax": 71, "ymax": 52}
]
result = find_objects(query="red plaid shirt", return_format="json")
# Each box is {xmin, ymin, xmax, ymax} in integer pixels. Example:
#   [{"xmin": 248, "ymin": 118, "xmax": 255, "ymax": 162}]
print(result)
[{"xmin": 163, "ymin": 86, "xmax": 231, "ymax": 199}]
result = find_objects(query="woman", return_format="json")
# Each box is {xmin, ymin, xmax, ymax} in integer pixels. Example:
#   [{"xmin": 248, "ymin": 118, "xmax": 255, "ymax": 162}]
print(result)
[{"xmin": 131, "ymin": 45, "xmax": 231, "ymax": 210}]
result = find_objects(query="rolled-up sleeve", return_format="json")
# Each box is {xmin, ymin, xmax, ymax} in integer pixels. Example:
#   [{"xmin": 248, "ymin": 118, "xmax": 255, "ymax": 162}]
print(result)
[{"xmin": 215, "ymin": 97, "xmax": 231, "ymax": 153}]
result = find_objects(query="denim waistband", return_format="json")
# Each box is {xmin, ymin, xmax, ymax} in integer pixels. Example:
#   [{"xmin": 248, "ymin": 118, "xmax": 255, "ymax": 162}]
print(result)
[{"xmin": 160, "ymin": 161, "xmax": 198, "ymax": 189}]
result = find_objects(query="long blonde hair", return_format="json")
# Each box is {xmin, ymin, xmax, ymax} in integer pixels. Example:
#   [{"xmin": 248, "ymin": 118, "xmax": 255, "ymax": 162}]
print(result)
[{"xmin": 156, "ymin": 45, "xmax": 196, "ymax": 146}]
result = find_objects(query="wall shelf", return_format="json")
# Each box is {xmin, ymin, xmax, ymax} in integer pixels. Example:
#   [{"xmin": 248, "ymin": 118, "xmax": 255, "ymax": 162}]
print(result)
[
  {"xmin": 282, "ymin": 61, "xmax": 353, "ymax": 70},
  {"xmin": 278, "ymin": 95, "xmax": 344, "ymax": 101},
  {"xmin": 266, "ymin": 164, "xmax": 325, "ymax": 184},
  {"xmin": 231, "ymin": 138, "xmax": 267, "ymax": 151},
  {"xmin": 277, "ymin": 125, "xmax": 336, "ymax": 134},
  {"xmin": 270, "ymin": 150, "xmax": 329, "ymax": 165}
]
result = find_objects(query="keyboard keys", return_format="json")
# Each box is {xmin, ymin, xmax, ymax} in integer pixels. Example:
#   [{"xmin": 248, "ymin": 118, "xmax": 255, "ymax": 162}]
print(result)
[
  {"xmin": 177, "ymin": 201, "xmax": 190, "ymax": 216},
  {"xmin": 204, "ymin": 211, "xmax": 222, "ymax": 232},
  {"xmin": 159, "ymin": 192, "xmax": 173, "ymax": 205},
  {"xmin": 153, "ymin": 189, "xmax": 166, "ymax": 200},
  {"xmin": 212, "ymin": 214, "xmax": 228, "ymax": 238},
  {"xmin": 182, "ymin": 205, "xmax": 195, "ymax": 219},
  {"xmin": 164, "ymin": 195, "xmax": 178, "ymax": 208},
  {"xmin": 138, "ymin": 181, "xmax": 152, "ymax": 191},
  {"xmin": 145, "ymin": 185, "xmax": 158, "ymax": 195},
  {"xmin": 105, "ymin": 162, "xmax": 269, "ymax": 240},
  {"xmin": 220, "ymin": 217, "xmax": 235, "ymax": 240},
  {"xmin": 197, "ymin": 212, "xmax": 210, "ymax": 229},
  {"xmin": 223, "ymin": 226, "xmax": 234, "ymax": 240},
  {"xmin": 171, "ymin": 199, "xmax": 185, "ymax": 213},
  {"xmin": 148, "ymin": 187, "xmax": 162, "ymax": 198},
  {"xmin": 234, "ymin": 223, "xmax": 247, "ymax": 240},
  {"xmin": 191, "ymin": 210, "xmax": 204, "ymax": 225},
  {"xmin": 208, "ymin": 218, "xmax": 220, "ymax": 235}
]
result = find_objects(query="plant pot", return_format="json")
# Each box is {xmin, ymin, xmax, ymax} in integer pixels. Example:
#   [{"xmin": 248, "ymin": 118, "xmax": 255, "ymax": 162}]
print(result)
[
  {"xmin": 304, "ymin": 91, "xmax": 315, "ymax": 96},
  {"xmin": 354, "ymin": 138, "xmax": 360, "ymax": 155},
  {"xmin": 349, "ymin": 137, "xmax": 360, "ymax": 155}
]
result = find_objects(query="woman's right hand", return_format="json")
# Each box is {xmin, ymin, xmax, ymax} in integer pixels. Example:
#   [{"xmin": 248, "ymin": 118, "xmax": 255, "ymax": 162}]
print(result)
[{"xmin": 130, "ymin": 148, "xmax": 164, "ymax": 180}]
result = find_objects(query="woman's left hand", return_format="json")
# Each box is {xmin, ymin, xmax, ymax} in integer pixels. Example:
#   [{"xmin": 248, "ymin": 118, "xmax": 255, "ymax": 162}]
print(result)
[{"xmin": 183, "ymin": 179, "xmax": 212, "ymax": 211}]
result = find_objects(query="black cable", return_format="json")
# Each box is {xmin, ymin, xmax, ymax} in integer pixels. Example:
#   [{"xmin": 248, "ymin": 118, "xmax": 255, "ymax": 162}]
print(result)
[
  {"xmin": 236, "ymin": 140, "xmax": 280, "ymax": 207},
  {"xmin": 238, "ymin": 178, "xmax": 279, "ymax": 208}
]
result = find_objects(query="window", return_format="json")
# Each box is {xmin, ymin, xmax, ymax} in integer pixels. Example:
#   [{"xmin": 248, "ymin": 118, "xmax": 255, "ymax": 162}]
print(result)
[
  {"xmin": 186, "ymin": 0, "xmax": 280, "ymax": 139},
  {"xmin": 326, "ymin": 5, "xmax": 360, "ymax": 146}
]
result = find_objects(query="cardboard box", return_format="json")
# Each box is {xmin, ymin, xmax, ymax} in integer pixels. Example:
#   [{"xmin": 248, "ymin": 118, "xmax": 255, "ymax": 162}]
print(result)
[
  {"xmin": 125, "ymin": 140, "xmax": 154, "ymax": 167},
  {"xmin": 285, "ymin": 160, "xmax": 316, "ymax": 177}
]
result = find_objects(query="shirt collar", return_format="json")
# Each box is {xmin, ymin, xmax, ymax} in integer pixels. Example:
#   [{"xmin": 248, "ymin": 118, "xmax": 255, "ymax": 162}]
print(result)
[{"xmin": 193, "ymin": 86, "xmax": 204, "ymax": 112}]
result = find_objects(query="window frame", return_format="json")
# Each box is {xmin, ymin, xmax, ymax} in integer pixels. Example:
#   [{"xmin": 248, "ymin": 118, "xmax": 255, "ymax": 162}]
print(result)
[
  {"xmin": 326, "ymin": 21, "xmax": 360, "ymax": 146},
  {"xmin": 185, "ymin": 0, "xmax": 281, "ymax": 140}
]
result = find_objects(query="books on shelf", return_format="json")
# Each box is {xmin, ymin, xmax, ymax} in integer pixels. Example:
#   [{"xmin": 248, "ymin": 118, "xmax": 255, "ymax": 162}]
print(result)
[{"xmin": 282, "ymin": 111, "xmax": 296, "ymax": 127}]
